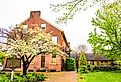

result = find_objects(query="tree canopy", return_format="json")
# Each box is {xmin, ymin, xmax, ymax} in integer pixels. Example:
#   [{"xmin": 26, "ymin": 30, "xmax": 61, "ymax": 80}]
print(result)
[
  {"xmin": 50, "ymin": 0, "xmax": 110, "ymax": 23},
  {"xmin": 88, "ymin": 0, "xmax": 121, "ymax": 60},
  {"xmin": 0, "ymin": 25, "xmax": 63, "ymax": 75},
  {"xmin": 6, "ymin": 26, "xmax": 52, "ymax": 57}
]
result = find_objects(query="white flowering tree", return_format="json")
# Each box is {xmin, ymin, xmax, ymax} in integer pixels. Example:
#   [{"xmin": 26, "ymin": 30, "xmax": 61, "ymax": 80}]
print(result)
[{"xmin": 0, "ymin": 25, "xmax": 59, "ymax": 75}]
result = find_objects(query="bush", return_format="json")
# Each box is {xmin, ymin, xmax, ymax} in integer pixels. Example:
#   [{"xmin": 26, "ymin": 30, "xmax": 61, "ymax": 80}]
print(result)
[
  {"xmin": 37, "ymin": 74, "xmax": 47, "ymax": 81},
  {"xmin": 26, "ymin": 73, "xmax": 37, "ymax": 82},
  {"xmin": 66, "ymin": 58, "xmax": 76, "ymax": 71},
  {"xmin": 24, "ymin": 73, "xmax": 47, "ymax": 82},
  {"xmin": 0, "ymin": 73, "xmax": 47, "ymax": 82},
  {"xmin": 14, "ymin": 75, "xmax": 27, "ymax": 82},
  {"xmin": 87, "ymin": 64, "xmax": 94, "ymax": 72},
  {"xmin": 79, "ymin": 65, "xmax": 88, "ymax": 73},
  {"xmin": 0, "ymin": 74, "xmax": 10, "ymax": 82}
]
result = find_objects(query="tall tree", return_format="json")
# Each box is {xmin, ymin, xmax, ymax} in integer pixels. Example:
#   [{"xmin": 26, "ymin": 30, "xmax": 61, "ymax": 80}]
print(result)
[
  {"xmin": 79, "ymin": 51, "xmax": 87, "ymax": 73},
  {"xmin": 0, "ymin": 25, "xmax": 59, "ymax": 75},
  {"xmin": 50, "ymin": 0, "xmax": 110, "ymax": 23},
  {"xmin": 88, "ymin": 0, "xmax": 121, "ymax": 60}
]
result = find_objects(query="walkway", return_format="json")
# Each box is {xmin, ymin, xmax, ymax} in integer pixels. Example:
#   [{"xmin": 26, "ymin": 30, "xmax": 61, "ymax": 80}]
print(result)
[{"xmin": 43, "ymin": 71, "xmax": 77, "ymax": 82}]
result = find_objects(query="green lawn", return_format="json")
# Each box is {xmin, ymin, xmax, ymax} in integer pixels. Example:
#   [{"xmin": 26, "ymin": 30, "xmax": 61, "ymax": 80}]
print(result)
[{"xmin": 78, "ymin": 71, "xmax": 121, "ymax": 82}]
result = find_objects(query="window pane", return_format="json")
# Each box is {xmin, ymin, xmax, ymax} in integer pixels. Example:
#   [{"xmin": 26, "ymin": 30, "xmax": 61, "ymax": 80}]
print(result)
[{"xmin": 52, "ymin": 36, "xmax": 57, "ymax": 44}]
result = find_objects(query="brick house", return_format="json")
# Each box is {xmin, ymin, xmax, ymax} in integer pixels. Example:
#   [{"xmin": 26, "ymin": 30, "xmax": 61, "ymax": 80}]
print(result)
[{"xmin": 18, "ymin": 11, "xmax": 70, "ymax": 71}]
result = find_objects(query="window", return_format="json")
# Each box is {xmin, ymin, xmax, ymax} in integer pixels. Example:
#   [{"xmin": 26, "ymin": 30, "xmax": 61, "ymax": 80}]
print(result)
[
  {"xmin": 51, "ymin": 58, "xmax": 56, "ymax": 65},
  {"xmin": 52, "ymin": 36, "xmax": 57, "ymax": 44},
  {"xmin": 41, "ymin": 24, "xmax": 46, "ymax": 30}
]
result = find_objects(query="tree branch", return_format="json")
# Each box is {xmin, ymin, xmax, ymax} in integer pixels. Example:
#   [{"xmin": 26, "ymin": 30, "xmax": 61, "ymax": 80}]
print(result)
[
  {"xmin": 27, "ymin": 54, "xmax": 32, "ymax": 60},
  {"xmin": 0, "ymin": 42, "xmax": 10, "ymax": 45},
  {"xmin": 37, "ymin": 51, "xmax": 46, "ymax": 55}
]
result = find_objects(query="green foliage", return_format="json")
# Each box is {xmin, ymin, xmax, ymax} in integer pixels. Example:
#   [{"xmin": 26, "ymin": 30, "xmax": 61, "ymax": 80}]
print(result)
[
  {"xmin": 79, "ymin": 52, "xmax": 87, "ymax": 66},
  {"xmin": 50, "ymin": 0, "xmax": 108, "ymax": 23},
  {"xmin": 36, "ymin": 74, "xmax": 47, "ymax": 81},
  {"xmin": 14, "ymin": 75, "xmax": 27, "ymax": 82},
  {"xmin": 0, "ymin": 52, "xmax": 6, "ymax": 63},
  {"xmin": 0, "ymin": 73, "xmax": 47, "ymax": 82},
  {"xmin": 79, "ymin": 65, "xmax": 89, "ymax": 73},
  {"xmin": 25, "ymin": 73, "xmax": 47, "ymax": 82},
  {"xmin": 88, "ymin": 0, "xmax": 121, "ymax": 60},
  {"xmin": 79, "ymin": 71, "xmax": 121, "ymax": 82},
  {"xmin": 66, "ymin": 58, "xmax": 76, "ymax": 71},
  {"xmin": 87, "ymin": 64, "xmax": 94, "ymax": 72},
  {"xmin": 79, "ymin": 52, "xmax": 88, "ymax": 73},
  {"xmin": 0, "ymin": 74, "xmax": 10, "ymax": 82}
]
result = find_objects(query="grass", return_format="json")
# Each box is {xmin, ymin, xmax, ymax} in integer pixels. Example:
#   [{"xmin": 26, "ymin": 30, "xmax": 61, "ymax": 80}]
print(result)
[{"xmin": 78, "ymin": 71, "xmax": 121, "ymax": 82}]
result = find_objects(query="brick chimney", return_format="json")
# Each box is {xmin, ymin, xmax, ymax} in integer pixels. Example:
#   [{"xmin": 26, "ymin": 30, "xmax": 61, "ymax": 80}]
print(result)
[{"xmin": 30, "ymin": 11, "xmax": 41, "ymax": 18}]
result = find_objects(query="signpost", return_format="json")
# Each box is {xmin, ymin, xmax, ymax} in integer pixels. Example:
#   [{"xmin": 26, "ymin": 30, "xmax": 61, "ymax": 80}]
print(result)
[{"xmin": 5, "ymin": 58, "xmax": 21, "ymax": 81}]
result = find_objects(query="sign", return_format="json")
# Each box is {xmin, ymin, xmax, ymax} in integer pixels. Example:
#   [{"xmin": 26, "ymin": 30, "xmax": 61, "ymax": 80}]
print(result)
[{"xmin": 5, "ymin": 58, "xmax": 21, "ymax": 68}]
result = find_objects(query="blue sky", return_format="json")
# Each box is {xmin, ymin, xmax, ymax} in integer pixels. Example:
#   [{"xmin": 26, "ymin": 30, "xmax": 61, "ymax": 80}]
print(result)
[{"xmin": 0, "ymin": 0, "xmax": 101, "ymax": 52}]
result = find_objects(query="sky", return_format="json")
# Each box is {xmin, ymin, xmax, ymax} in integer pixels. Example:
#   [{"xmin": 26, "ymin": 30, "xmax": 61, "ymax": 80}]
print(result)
[{"xmin": 0, "ymin": 0, "xmax": 101, "ymax": 52}]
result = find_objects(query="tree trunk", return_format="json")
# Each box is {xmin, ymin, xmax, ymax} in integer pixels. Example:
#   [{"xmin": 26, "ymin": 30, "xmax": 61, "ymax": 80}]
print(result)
[
  {"xmin": 23, "ymin": 62, "xmax": 28, "ymax": 75},
  {"xmin": 23, "ymin": 67, "xmax": 27, "ymax": 75},
  {"xmin": 22, "ymin": 55, "xmax": 36, "ymax": 75}
]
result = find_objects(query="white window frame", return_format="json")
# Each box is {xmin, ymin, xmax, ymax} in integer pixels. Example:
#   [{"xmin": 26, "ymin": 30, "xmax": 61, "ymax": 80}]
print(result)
[
  {"xmin": 52, "ymin": 36, "xmax": 58, "ymax": 44},
  {"xmin": 41, "ymin": 24, "xmax": 46, "ymax": 30}
]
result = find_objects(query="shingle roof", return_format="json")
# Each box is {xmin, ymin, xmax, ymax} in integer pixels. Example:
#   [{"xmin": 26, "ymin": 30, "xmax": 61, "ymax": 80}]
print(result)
[{"xmin": 85, "ymin": 53, "xmax": 111, "ymax": 61}]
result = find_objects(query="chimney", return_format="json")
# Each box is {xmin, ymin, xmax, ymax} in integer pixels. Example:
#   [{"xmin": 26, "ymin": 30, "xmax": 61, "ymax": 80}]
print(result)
[{"xmin": 30, "ymin": 11, "xmax": 41, "ymax": 18}]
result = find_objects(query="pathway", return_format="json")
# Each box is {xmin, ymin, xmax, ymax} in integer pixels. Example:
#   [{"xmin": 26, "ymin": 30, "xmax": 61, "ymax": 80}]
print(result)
[{"xmin": 43, "ymin": 71, "xmax": 77, "ymax": 82}]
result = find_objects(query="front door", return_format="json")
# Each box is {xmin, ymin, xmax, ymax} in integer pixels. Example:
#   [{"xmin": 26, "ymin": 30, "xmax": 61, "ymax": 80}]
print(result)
[
  {"xmin": 41, "ymin": 56, "xmax": 45, "ymax": 68},
  {"xmin": 61, "ymin": 59, "xmax": 64, "ymax": 71}
]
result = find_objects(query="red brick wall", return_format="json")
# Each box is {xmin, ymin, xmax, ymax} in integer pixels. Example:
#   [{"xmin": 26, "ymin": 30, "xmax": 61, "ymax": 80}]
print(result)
[
  {"xmin": 28, "ymin": 54, "xmax": 62, "ymax": 71},
  {"xmin": 15, "ymin": 54, "xmax": 62, "ymax": 71},
  {"xmin": 41, "ymin": 19, "xmax": 63, "ymax": 46},
  {"xmin": 23, "ymin": 11, "xmax": 67, "ymax": 47},
  {"xmin": 28, "ymin": 55, "xmax": 41, "ymax": 70}
]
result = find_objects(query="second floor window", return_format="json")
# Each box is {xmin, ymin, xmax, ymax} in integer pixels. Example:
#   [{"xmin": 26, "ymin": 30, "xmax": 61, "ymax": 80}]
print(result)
[
  {"xmin": 52, "ymin": 36, "xmax": 57, "ymax": 44},
  {"xmin": 41, "ymin": 24, "xmax": 46, "ymax": 30}
]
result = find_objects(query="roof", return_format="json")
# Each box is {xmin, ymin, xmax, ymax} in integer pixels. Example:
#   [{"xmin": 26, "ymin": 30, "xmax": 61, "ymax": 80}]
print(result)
[{"xmin": 85, "ymin": 53, "xmax": 112, "ymax": 61}]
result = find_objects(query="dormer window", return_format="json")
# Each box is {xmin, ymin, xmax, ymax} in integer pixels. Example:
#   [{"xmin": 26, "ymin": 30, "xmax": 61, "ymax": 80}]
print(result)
[{"xmin": 41, "ymin": 24, "xmax": 46, "ymax": 30}]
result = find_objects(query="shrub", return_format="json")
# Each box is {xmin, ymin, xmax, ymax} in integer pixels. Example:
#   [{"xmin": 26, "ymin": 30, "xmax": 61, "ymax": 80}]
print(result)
[
  {"xmin": 79, "ymin": 65, "xmax": 88, "ymax": 73},
  {"xmin": 14, "ymin": 75, "xmax": 27, "ymax": 82},
  {"xmin": 0, "ymin": 74, "xmax": 10, "ymax": 82},
  {"xmin": 26, "ymin": 73, "xmax": 47, "ymax": 82},
  {"xmin": 66, "ymin": 58, "xmax": 76, "ymax": 71},
  {"xmin": 87, "ymin": 64, "xmax": 94, "ymax": 72},
  {"xmin": 0, "ymin": 73, "xmax": 47, "ymax": 82},
  {"xmin": 79, "ymin": 52, "xmax": 88, "ymax": 73},
  {"xmin": 26, "ymin": 73, "xmax": 37, "ymax": 82},
  {"xmin": 37, "ymin": 74, "xmax": 47, "ymax": 82}
]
